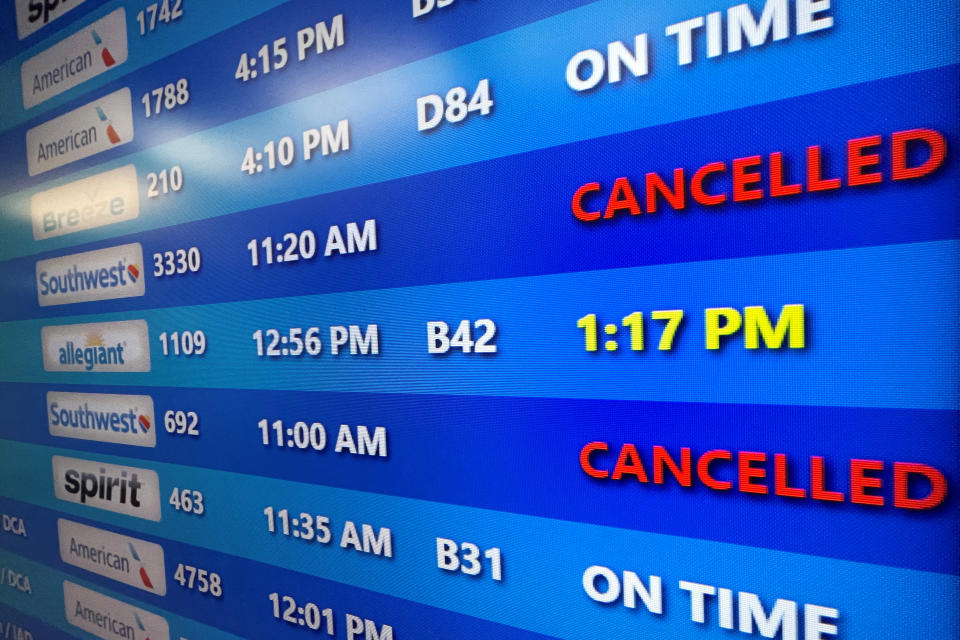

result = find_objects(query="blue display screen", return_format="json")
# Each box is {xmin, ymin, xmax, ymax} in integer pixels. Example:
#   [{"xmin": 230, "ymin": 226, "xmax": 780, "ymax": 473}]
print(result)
[{"xmin": 0, "ymin": 1, "xmax": 956, "ymax": 638}]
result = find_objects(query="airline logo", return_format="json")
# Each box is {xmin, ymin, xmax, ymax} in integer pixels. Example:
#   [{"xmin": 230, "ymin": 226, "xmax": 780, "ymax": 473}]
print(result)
[
  {"xmin": 31, "ymin": 164, "xmax": 140, "ymax": 240},
  {"xmin": 52, "ymin": 456, "xmax": 161, "ymax": 521},
  {"xmin": 26, "ymin": 87, "xmax": 133, "ymax": 176},
  {"xmin": 64, "ymin": 581, "xmax": 170, "ymax": 640},
  {"xmin": 47, "ymin": 391, "xmax": 156, "ymax": 447},
  {"xmin": 59, "ymin": 519, "xmax": 166, "ymax": 595},
  {"xmin": 41, "ymin": 319, "xmax": 151, "ymax": 372},
  {"xmin": 36, "ymin": 242, "xmax": 145, "ymax": 306},
  {"xmin": 15, "ymin": 0, "xmax": 89, "ymax": 40},
  {"xmin": 21, "ymin": 9, "xmax": 128, "ymax": 109}
]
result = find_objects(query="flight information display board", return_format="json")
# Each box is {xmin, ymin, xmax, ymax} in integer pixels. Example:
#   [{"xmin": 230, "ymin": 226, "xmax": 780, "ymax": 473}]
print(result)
[{"xmin": 0, "ymin": 1, "xmax": 957, "ymax": 638}]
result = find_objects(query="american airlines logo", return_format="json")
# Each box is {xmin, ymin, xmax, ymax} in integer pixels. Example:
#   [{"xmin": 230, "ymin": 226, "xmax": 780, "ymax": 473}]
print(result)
[
  {"xmin": 41, "ymin": 319, "xmax": 151, "ymax": 372},
  {"xmin": 26, "ymin": 87, "xmax": 133, "ymax": 176},
  {"xmin": 47, "ymin": 391, "xmax": 156, "ymax": 448},
  {"xmin": 59, "ymin": 519, "xmax": 166, "ymax": 595},
  {"xmin": 20, "ymin": 8, "xmax": 128, "ymax": 109},
  {"xmin": 64, "ymin": 581, "xmax": 170, "ymax": 640},
  {"xmin": 52, "ymin": 456, "xmax": 161, "ymax": 521},
  {"xmin": 36, "ymin": 243, "xmax": 145, "ymax": 306}
]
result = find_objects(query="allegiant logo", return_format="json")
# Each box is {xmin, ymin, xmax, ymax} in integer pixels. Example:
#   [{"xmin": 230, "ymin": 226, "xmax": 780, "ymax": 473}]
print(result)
[
  {"xmin": 36, "ymin": 243, "xmax": 145, "ymax": 307},
  {"xmin": 59, "ymin": 332, "xmax": 127, "ymax": 370},
  {"xmin": 48, "ymin": 391, "xmax": 156, "ymax": 448},
  {"xmin": 42, "ymin": 320, "xmax": 151, "ymax": 372}
]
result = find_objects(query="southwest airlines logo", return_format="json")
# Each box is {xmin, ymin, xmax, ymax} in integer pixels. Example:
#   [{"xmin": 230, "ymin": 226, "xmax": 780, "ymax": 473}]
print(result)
[
  {"xmin": 41, "ymin": 319, "xmax": 151, "ymax": 372},
  {"xmin": 59, "ymin": 519, "xmax": 166, "ymax": 595},
  {"xmin": 26, "ymin": 87, "xmax": 133, "ymax": 176},
  {"xmin": 21, "ymin": 9, "xmax": 128, "ymax": 108},
  {"xmin": 31, "ymin": 165, "xmax": 140, "ymax": 240},
  {"xmin": 48, "ymin": 391, "xmax": 156, "ymax": 448},
  {"xmin": 52, "ymin": 456, "xmax": 161, "ymax": 521},
  {"xmin": 36, "ymin": 243, "xmax": 145, "ymax": 306},
  {"xmin": 64, "ymin": 580, "xmax": 170, "ymax": 640}
]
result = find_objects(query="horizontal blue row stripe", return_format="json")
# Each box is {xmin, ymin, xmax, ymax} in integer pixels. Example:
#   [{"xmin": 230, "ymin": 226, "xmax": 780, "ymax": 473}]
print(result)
[
  {"xmin": 0, "ymin": 0, "xmax": 112, "ymax": 63},
  {"xmin": 0, "ymin": 440, "xmax": 956, "ymax": 639},
  {"xmin": 0, "ymin": 240, "xmax": 956, "ymax": 411},
  {"xmin": 0, "ymin": 496, "xmax": 564, "ymax": 640},
  {"xmin": 0, "ymin": 0, "xmax": 956, "ymax": 253},
  {"xmin": 0, "ymin": 545, "xmax": 244, "ymax": 639},
  {"xmin": 0, "ymin": 600, "xmax": 87, "ymax": 640},
  {"xmin": 0, "ymin": 0, "xmax": 292, "ymax": 126},
  {"xmin": 0, "ymin": 381, "xmax": 954, "ymax": 573},
  {"xmin": 0, "ymin": 0, "xmax": 596, "ymax": 135},
  {"xmin": 1, "ymin": 64, "xmax": 957, "ymax": 318}
]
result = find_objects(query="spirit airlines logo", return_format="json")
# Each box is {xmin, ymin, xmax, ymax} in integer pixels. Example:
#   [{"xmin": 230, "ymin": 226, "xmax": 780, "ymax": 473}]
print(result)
[
  {"xmin": 52, "ymin": 456, "xmax": 161, "ymax": 521},
  {"xmin": 26, "ymin": 87, "xmax": 133, "ymax": 176},
  {"xmin": 64, "ymin": 581, "xmax": 170, "ymax": 640},
  {"xmin": 15, "ymin": 0, "xmax": 89, "ymax": 39},
  {"xmin": 48, "ymin": 391, "xmax": 156, "ymax": 447},
  {"xmin": 36, "ymin": 242, "xmax": 145, "ymax": 306},
  {"xmin": 21, "ymin": 9, "xmax": 128, "ymax": 108},
  {"xmin": 59, "ymin": 519, "xmax": 166, "ymax": 595},
  {"xmin": 31, "ymin": 165, "xmax": 140, "ymax": 240},
  {"xmin": 41, "ymin": 319, "xmax": 151, "ymax": 372}
]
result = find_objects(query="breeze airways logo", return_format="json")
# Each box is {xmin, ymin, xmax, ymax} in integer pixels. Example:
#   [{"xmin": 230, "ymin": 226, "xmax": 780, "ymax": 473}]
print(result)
[
  {"xmin": 31, "ymin": 165, "xmax": 140, "ymax": 241},
  {"xmin": 42, "ymin": 319, "xmax": 150, "ymax": 372},
  {"xmin": 48, "ymin": 391, "xmax": 156, "ymax": 448},
  {"xmin": 52, "ymin": 456, "xmax": 161, "ymax": 521},
  {"xmin": 36, "ymin": 243, "xmax": 144, "ymax": 306}
]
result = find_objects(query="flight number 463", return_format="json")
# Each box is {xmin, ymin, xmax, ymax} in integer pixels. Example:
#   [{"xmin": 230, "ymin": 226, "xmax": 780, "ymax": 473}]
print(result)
[{"xmin": 169, "ymin": 488, "xmax": 204, "ymax": 515}]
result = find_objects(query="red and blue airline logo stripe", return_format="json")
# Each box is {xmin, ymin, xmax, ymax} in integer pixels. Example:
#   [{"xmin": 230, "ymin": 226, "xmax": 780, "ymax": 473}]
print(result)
[{"xmin": 128, "ymin": 542, "xmax": 155, "ymax": 589}]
